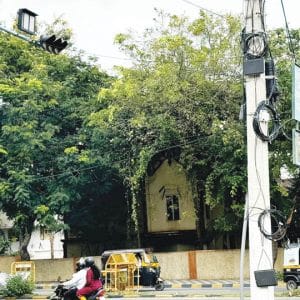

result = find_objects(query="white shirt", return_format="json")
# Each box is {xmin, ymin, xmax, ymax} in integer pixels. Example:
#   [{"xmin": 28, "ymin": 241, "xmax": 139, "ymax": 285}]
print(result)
[{"xmin": 63, "ymin": 268, "xmax": 87, "ymax": 289}]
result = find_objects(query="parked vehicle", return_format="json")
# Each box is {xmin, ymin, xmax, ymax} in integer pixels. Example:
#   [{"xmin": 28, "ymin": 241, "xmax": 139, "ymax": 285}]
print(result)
[
  {"xmin": 283, "ymin": 243, "xmax": 300, "ymax": 291},
  {"xmin": 101, "ymin": 248, "xmax": 164, "ymax": 291}
]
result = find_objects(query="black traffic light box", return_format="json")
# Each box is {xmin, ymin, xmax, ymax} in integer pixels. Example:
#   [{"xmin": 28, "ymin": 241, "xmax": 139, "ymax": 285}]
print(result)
[{"xmin": 39, "ymin": 35, "xmax": 68, "ymax": 54}]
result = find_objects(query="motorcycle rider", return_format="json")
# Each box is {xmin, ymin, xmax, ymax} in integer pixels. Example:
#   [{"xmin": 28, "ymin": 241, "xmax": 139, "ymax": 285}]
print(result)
[
  {"xmin": 76, "ymin": 257, "xmax": 102, "ymax": 300},
  {"xmin": 62, "ymin": 258, "xmax": 88, "ymax": 300}
]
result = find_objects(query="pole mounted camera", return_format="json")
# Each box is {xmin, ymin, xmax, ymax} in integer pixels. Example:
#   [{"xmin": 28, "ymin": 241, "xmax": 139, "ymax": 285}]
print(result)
[{"xmin": 39, "ymin": 35, "xmax": 68, "ymax": 54}]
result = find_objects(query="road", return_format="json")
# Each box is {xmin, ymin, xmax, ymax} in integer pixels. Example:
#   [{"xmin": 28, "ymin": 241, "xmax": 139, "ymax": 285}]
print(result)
[
  {"xmin": 36, "ymin": 285, "xmax": 296, "ymax": 299},
  {"xmin": 114, "ymin": 296, "xmax": 299, "ymax": 300},
  {"xmin": 97, "ymin": 287, "xmax": 295, "ymax": 299}
]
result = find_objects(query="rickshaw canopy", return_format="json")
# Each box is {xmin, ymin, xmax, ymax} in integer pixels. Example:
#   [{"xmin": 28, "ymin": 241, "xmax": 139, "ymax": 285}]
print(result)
[
  {"xmin": 101, "ymin": 248, "xmax": 158, "ymax": 267},
  {"xmin": 100, "ymin": 248, "xmax": 163, "ymax": 291}
]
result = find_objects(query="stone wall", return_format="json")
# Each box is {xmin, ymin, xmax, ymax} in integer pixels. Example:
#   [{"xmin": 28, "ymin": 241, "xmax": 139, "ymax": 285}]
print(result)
[
  {"xmin": 0, "ymin": 248, "xmax": 284, "ymax": 282},
  {"xmin": 156, "ymin": 248, "xmax": 284, "ymax": 280}
]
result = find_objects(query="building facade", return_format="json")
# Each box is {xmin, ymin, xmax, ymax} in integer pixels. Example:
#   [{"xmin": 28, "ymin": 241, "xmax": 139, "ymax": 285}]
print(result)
[{"xmin": 144, "ymin": 159, "xmax": 198, "ymax": 251}]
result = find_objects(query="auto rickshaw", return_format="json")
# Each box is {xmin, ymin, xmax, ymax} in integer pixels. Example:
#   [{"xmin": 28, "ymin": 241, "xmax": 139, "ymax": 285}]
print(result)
[
  {"xmin": 283, "ymin": 243, "xmax": 300, "ymax": 291},
  {"xmin": 101, "ymin": 248, "xmax": 164, "ymax": 291}
]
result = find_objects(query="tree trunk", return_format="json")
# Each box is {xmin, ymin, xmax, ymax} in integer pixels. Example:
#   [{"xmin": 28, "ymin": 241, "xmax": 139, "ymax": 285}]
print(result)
[
  {"xmin": 195, "ymin": 188, "xmax": 206, "ymax": 250},
  {"xmin": 50, "ymin": 234, "xmax": 55, "ymax": 259},
  {"xmin": 19, "ymin": 233, "xmax": 31, "ymax": 261}
]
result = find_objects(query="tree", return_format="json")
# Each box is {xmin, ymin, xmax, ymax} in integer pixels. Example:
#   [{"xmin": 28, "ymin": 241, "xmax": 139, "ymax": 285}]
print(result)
[
  {"xmin": 0, "ymin": 29, "xmax": 113, "ymax": 259},
  {"xmin": 267, "ymin": 27, "xmax": 300, "ymax": 242},
  {"xmin": 87, "ymin": 10, "xmax": 246, "ymax": 248},
  {"xmin": 88, "ymin": 10, "xmax": 300, "ymax": 249},
  {"xmin": 1, "ymin": 9, "xmax": 298, "ymax": 255},
  {"xmin": 34, "ymin": 205, "xmax": 68, "ymax": 259}
]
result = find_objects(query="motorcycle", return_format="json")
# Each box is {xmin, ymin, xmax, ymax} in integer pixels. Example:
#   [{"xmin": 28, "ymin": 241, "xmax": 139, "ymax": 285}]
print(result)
[{"xmin": 51, "ymin": 284, "xmax": 105, "ymax": 300}]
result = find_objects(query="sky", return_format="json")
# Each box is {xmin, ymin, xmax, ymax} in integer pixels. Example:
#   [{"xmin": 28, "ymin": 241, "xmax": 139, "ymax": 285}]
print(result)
[{"xmin": 0, "ymin": 0, "xmax": 300, "ymax": 73}]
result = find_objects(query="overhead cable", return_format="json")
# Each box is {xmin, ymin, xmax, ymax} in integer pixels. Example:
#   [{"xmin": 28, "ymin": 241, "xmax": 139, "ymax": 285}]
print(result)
[
  {"xmin": 280, "ymin": 0, "xmax": 296, "ymax": 60},
  {"xmin": 180, "ymin": 0, "xmax": 224, "ymax": 17}
]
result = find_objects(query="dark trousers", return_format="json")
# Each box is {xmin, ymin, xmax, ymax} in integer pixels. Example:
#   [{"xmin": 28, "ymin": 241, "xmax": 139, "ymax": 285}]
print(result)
[{"xmin": 63, "ymin": 287, "xmax": 78, "ymax": 300}]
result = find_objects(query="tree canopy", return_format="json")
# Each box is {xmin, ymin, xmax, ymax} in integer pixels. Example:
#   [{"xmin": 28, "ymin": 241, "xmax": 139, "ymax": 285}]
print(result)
[
  {"xmin": 88, "ymin": 10, "xmax": 300, "ymax": 248},
  {"xmin": 0, "ymin": 9, "xmax": 300, "ymax": 256},
  {"xmin": 86, "ymin": 10, "xmax": 247, "ymax": 247},
  {"xmin": 0, "ymin": 29, "xmax": 127, "ymax": 258}
]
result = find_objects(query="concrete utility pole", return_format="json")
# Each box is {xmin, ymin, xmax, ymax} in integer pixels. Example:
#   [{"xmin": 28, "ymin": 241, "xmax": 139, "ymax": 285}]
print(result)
[{"xmin": 244, "ymin": 0, "xmax": 274, "ymax": 299}]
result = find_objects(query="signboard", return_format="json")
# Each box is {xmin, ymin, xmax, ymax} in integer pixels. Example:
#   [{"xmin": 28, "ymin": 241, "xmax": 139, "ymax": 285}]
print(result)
[
  {"xmin": 293, "ymin": 129, "xmax": 300, "ymax": 166},
  {"xmin": 292, "ymin": 64, "xmax": 300, "ymax": 121}
]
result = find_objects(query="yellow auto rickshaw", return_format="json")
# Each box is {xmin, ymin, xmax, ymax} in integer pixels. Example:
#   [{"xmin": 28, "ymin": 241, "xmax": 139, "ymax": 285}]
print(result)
[
  {"xmin": 101, "ymin": 248, "xmax": 164, "ymax": 291},
  {"xmin": 283, "ymin": 243, "xmax": 300, "ymax": 291}
]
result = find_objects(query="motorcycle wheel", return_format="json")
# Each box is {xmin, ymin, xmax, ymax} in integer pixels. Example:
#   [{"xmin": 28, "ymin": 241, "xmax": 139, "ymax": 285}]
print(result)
[{"xmin": 154, "ymin": 282, "xmax": 165, "ymax": 291}]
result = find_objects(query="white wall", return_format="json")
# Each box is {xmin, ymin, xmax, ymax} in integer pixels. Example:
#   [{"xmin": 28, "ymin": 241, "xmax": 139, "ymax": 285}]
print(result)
[
  {"xmin": 0, "ymin": 211, "xmax": 65, "ymax": 259},
  {"xmin": 27, "ymin": 227, "xmax": 64, "ymax": 259}
]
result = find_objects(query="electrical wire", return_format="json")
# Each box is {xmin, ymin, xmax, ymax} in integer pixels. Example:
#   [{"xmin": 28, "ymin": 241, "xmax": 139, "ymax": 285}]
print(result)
[
  {"xmin": 0, "ymin": 134, "xmax": 212, "ymax": 183},
  {"xmin": 240, "ymin": 193, "xmax": 248, "ymax": 300},
  {"xmin": 276, "ymin": 118, "xmax": 297, "ymax": 141},
  {"xmin": 243, "ymin": 31, "xmax": 268, "ymax": 58},
  {"xmin": 179, "ymin": 0, "xmax": 224, "ymax": 17},
  {"xmin": 245, "ymin": 75, "xmax": 275, "ymax": 272},
  {"xmin": 259, "ymin": 0, "xmax": 266, "ymax": 32},
  {"xmin": 258, "ymin": 208, "xmax": 287, "ymax": 242},
  {"xmin": 252, "ymin": 101, "xmax": 280, "ymax": 143},
  {"xmin": 254, "ymin": 78, "xmax": 268, "ymax": 210},
  {"xmin": 242, "ymin": 0, "xmax": 291, "ymax": 280},
  {"xmin": 280, "ymin": 0, "xmax": 296, "ymax": 61}
]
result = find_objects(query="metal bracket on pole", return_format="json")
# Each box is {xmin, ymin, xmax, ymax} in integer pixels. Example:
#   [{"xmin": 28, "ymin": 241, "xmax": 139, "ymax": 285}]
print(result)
[{"xmin": 0, "ymin": 25, "xmax": 37, "ymax": 45}]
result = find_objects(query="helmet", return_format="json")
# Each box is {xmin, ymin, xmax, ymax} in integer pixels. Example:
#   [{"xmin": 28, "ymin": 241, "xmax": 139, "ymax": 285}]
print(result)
[
  {"xmin": 85, "ymin": 257, "xmax": 95, "ymax": 267},
  {"xmin": 76, "ymin": 257, "xmax": 86, "ymax": 271}
]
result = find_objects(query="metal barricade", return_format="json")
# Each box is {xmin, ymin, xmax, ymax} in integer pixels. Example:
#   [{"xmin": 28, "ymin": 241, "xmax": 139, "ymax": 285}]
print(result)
[
  {"xmin": 11, "ymin": 261, "xmax": 35, "ymax": 282},
  {"xmin": 102, "ymin": 253, "xmax": 139, "ymax": 291}
]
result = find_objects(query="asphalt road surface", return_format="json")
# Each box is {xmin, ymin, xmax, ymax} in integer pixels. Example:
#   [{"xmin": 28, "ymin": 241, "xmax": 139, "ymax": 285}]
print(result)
[{"xmin": 35, "ymin": 284, "xmax": 296, "ymax": 299}]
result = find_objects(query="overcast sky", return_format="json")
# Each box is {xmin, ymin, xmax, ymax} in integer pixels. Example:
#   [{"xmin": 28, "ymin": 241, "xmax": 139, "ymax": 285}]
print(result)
[{"xmin": 0, "ymin": 0, "xmax": 300, "ymax": 73}]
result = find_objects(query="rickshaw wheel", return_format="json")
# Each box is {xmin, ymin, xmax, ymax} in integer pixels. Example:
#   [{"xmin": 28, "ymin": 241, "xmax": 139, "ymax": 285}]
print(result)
[
  {"xmin": 155, "ymin": 282, "xmax": 165, "ymax": 291},
  {"xmin": 286, "ymin": 279, "xmax": 297, "ymax": 291}
]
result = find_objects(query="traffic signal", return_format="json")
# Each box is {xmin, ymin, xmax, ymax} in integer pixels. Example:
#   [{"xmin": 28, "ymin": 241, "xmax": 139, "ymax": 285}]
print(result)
[{"xmin": 39, "ymin": 35, "xmax": 68, "ymax": 54}]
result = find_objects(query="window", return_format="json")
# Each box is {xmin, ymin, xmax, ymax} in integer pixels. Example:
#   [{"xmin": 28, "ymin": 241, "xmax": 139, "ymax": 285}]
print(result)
[{"xmin": 166, "ymin": 195, "xmax": 180, "ymax": 221}]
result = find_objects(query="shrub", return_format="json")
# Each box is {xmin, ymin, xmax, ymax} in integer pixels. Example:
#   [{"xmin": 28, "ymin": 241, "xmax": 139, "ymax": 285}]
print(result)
[
  {"xmin": 0, "ymin": 275, "xmax": 34, "ymax": 297},
  {"xmin": 275, "ymin": 270, "xmax": 284, "ymax": 281}
]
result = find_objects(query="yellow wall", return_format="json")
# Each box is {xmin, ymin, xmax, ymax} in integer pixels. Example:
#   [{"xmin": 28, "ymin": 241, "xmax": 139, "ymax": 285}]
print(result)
[
  {"xmin": 0, "ymin": 249, "xmax": 284, "ymax": 281},
  {"xmin": 155, "ymin": 251, "xmax": 190, "ymax": 279},
  {"xmin": 156, "ymin": 248, "xmax": 284, "ymax": 280},
  {"xmin": 145, "ymin": 160, "xmax": 196, "ymax": 232}
]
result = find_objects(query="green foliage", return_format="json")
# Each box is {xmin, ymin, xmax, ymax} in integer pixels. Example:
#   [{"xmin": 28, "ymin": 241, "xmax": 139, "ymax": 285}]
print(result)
[
  {"xmin": 90, "ymin": 9, "xmax": 300, "ymax": 247},
  {"xmin": 275, "ymin": 270, "xmax": 284, "ymax": 281},
  {"xmin": 89, "ymin": 10, "xmax": 245, "ymax": 246},
  {"xmin": 0, "ymin": 9, "xmax": 299, "ymax": 251},
  {"xmin": 0, "ymin": 22, "xmax": 118, "ymax": 256},
  {"xmin": 35, "ymin": 204, "xmax": 68, "ymax": 232},
  {"xmin": 0, "ymin": 236, "xmax": 10, "ymax": 254},
  {"xmin": 1, "ymin": 275, "xmax": 34, "ymax": 297}
]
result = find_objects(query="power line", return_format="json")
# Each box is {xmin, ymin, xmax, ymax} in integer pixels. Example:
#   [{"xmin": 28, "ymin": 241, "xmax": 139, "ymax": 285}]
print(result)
[
  {"xmin": 2, "ymin": 132, "xmax": 236, "ymax": 184},
  {"xmin": 82, "ymin": 52, "xmax": 132, "ymax": 62},
  {"xmin": 80, "ymin": 1, "xmax": 228, "ymax": 65},
  {"xmin": 180, "ymin": 0, "xmax": 225, "ymax": 17},
  {"xmin": 280, "ymin": 0, "xmax": 296, "ymax": 60}
]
